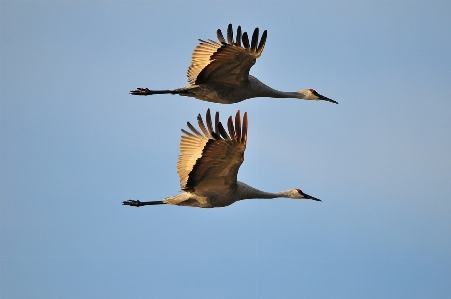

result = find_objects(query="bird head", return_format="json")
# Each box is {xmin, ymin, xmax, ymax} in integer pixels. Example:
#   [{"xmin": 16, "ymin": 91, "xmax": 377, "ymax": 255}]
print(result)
[
  {"xmin": 296, "ymin": 89, "xmax": 338, "ymax": 104},
  {"xmin": 289, "ymin": 189, "xmax": 321, "ymax": 201}
]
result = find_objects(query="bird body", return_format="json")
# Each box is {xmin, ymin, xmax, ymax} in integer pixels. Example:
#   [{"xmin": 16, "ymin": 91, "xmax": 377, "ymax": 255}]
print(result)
[
  {"xmin": 168, "ymin": 76, "xmax": 329, "ymax": 104},
  {"xmin": 161, "ymin": 182, "xmax": 318, "ymax": 208},
  {"xmin": 123, "ymin": 109, "xmax": 321, "ymax": 208},
  {"xmin": 131, "ymin": 24, "xmax": 338, "ymax": 104}
]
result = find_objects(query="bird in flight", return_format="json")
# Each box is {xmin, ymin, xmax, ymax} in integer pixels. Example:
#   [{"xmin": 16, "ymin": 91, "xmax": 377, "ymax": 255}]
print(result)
[
  {"xmin": 122, "ymin": 109, "xmax": 321, "ymax": 208},
  {"xmin": 130, "ymin": 24, "xmax": 337, "ymax": 104}
]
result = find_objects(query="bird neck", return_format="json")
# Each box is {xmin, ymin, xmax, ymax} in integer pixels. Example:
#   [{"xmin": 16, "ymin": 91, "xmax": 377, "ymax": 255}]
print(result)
[
  {"xmin": 236, "ymin": 182, "xmax": 291, "ymax": 200},
  {"xmin": 261, "ymin": 89, "xmax": 301, "ymax": 99},
  {"xmin": 248, "ymin": 76, "xmax": 302, "ymax": 99}
]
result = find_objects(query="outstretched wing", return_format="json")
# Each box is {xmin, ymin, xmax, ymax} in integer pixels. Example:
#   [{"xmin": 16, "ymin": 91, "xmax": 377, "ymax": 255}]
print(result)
[
  {"xmin": 177, "ymin": 108, "xmax": 248, "ymax": 197},
  {"xmin": 187, "ymin": 24, "xmax": 267, "ymax": 86}
]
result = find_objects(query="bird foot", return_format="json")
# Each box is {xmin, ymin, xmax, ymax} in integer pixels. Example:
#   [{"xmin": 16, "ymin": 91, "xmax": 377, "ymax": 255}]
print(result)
[
  {"xmin": 122, "ymin": 200, "xmax": 143, "ymax": 207},
  {"xmin": 130, "ymin": 88, "xmax": 151, "ymax": 95}
]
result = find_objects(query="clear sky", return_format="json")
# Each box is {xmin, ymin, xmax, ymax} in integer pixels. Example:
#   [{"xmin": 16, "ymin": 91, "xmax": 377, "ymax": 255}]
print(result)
[{"xmin": 1, "ymin": 1, "xmax": 450, "ymax": 298}]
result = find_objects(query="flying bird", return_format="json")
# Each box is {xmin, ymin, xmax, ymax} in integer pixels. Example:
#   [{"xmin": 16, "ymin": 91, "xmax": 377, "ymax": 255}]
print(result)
[
  {"xmin": 130, "ymin": 24, "xmax": 337, "ymax": 104},
  {"xmin": 122, "ymin": 109, "xmax": 321, "ymax": 208}
]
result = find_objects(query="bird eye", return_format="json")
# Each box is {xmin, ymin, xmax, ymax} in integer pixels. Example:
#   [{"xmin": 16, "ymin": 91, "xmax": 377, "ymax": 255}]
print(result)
[{"xmin": 296, "ymin": 188, "xmax": 302, "ymax": 194}]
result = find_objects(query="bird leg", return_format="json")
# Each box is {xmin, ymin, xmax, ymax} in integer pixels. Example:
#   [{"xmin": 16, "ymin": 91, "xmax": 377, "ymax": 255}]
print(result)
[
  {"xmin": 122, "ymin": 200, "xmax": 165, "ymax": 207},
  {"xmin": 129, "ymin": 88, "xmax": 174, "ymax": 96}
]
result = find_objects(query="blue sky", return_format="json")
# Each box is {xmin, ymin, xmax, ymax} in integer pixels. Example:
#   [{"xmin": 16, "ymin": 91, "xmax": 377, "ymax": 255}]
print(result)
[{"xmin": 1, "ymin": 1, "xmax": 450, "ymax": 298}]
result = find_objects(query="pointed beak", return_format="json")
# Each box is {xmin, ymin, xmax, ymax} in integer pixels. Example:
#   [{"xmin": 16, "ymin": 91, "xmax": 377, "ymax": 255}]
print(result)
[
  {"xmin": 310, "ymin": 90, "xmax": 338, "ymax": 104},
  {"xmin": 304, "ymin": 193, "xmax": 322, "ymax": 202},
  {"xmin": 319, "ymin": 94, "xmax": 338, "ymax": 104}
]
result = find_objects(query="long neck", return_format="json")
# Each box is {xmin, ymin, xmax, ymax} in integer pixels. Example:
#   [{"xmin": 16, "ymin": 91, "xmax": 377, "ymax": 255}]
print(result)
[
  {"xmin": 248, "ymin": 76, "xmax": 300, "ymax": 99},
  {"xmin": 236, "ymin": 182, "xmax": 292, "ymax": 200}
]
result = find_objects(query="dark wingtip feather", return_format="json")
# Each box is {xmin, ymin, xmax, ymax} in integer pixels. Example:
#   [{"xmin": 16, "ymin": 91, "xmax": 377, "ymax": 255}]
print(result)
[
  {"xmin": 181, "ymin": 128, "xmax": 195, "ymax": 137},
  {"xmin": 242, "ymin": 112, "xmax": 248, "ymax": 143},
  {"xmin": 187, "ymin": 121, "xmax": 202, "ymax": 137},
  {"xmin": 217, "ymin": 29, "xmax": 226, "ymax": 44},
  {"xmin": 251, "ymin": 27, "xmax": 259, "ymax": 52},
  {"xmin": 242, "ymin": 32, "xmax": 250, "ymax": 49},
  {"xmin": 214, "ymin": 111, "xmax": 220, "ymax": 136},
  {"xmin": 257, "ymin": 30, "xmax": 267, "ymax": 54},
  {"xmin": 206, "ymin": 108, "xmax": 214, "ymax": 136},
  {"xmin": 227, "ymin": 24, "xmax": 233, "ymax": 45},
  {"xmin": 211, "ymin": 131, "xmax": 221, "ymax": 140},
  {"xmin": 236, "ymin": 26, "xmax": 242, "ymax": 47},
  {"xmin": 235, "ymin": 110, "xmax": 241, "ymax": 141},
  {"xmin": 227, "ymin": 116, "xmax": 236, "ymax": 140},
  {"xmin": 217, "ymin": 121, "xmax": 230, "ymax": 140},
  {"xmin": 197, "ymin": 113, "xmax": 209, "ymax": 136}
]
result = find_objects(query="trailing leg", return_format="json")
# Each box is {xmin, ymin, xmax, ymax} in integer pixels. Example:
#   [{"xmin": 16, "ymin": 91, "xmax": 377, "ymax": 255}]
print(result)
[
  {"xmin": 129, "ymin": 88, "xmax": 175, "ymax": 96},
  {"xmin": 122, "ymin": 200, "xmax": 166, "ymax": 207}
]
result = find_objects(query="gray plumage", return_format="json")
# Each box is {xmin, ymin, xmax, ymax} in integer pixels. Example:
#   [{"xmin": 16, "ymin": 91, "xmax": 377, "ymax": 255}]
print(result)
[
  {"xmin": 122, "ymin": 109, "xmax": 321, "ymax": 208},
  {"xmin": 130, "ymin": 24, "xmax": 338, "ymax": 104}
]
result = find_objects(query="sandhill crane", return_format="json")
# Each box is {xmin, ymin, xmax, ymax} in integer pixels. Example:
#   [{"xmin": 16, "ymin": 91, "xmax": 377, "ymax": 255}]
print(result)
[
  {"xmin": 130, "ymin": 24, "xmax": 337, "ymax": 105},
  {"xmin": 122, "ymin": 109, "xmax": 321, "ymax": 208}
]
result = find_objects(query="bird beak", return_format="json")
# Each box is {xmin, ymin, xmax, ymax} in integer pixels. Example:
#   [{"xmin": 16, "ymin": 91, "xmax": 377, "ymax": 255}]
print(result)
[
  {"xmin": 310, "ymin": 89, "xmax": 338, "ymax": 104},
  {"xmin": 304, "ymin": 193, "xmax": 322, "ymax": 202},
  {"xmin": 319, "ymin": 94, "xmax": 338, "ymax": 104}
]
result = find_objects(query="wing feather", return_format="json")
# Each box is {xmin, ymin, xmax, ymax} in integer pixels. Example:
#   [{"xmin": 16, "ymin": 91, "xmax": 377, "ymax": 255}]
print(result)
[
  {"xmin": 235, "ymin": 110, "xmax": 241, "ymax": 141},
  {"xmin": 216, "ymin": 29, "xmax": 226, "ymax": 44},
  {"xmin": 227, "ymin": 24, "xmax": 233, "ymax": 45},
  {"xmin": 242, "ymin": 112, "xmax": 248, "ymax": 143},
  {"xmin": 227, "ymin": 116, "xmax": 236, "ymax": 140},
  {"xmin": 235, "ymin": 26, "xmax": 242, "ymax": 47},
  {"xmin": 206, "ymin": 108, "xmax": 214, "ymax": 136},
  {"xmin": 242, "ymin": 32, "xmax": 250, "ymax": 49},
  {"xmin": 187, "ymin": 121, "xmax": 203, "ymax": 137},
  {"xmin": 214, "ymin": 111, "xmax": 220, "ymax": 135},
  {"xmin": 187, "ymin": 24, "xmax": 267, "ymax": 85},
  {"xmin": 197, "ymin": 113, "xmax": 210, "ymax": 137},
  {"xmin": 181, "ymin": 128, "xmax": 195, "ymax": 137},
  {"xmin": 178, "ymin": 133, "xmax": 209, "ymax": 189},
  {"xmin": 217, "ymin": 121, "xmax": 230, "ymax": 140},
  {"xmin": 177, "ymin": 109, "xmax": 248, "ymax": 196},
  {"xmin": 251, "ymin": 28, "xmax": 259, "ymax": 52},
  {"xmin": 257, "ymin": 30, "xmax": 267, "ymax": 55}
]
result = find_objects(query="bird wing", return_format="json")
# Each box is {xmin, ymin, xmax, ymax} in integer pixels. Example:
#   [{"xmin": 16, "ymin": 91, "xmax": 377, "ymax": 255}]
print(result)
[
  {"xmin": 187, "ymin": 24, "xmax": 267, "ymax": 86},
  {"xmin": 177, "ymin": 108, "xmax": 248, "ymax": 197}
]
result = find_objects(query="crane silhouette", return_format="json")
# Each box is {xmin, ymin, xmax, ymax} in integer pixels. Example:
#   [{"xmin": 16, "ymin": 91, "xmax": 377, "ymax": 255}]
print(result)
[
  {"xmin": 122, "ymin": 109, "xmax": 321, "ymax": 208},
  {"xmin": 130, "ymin": 24, "xmax": 337, "ymax": 104}
]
